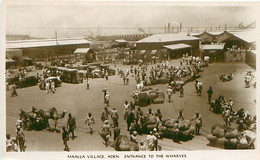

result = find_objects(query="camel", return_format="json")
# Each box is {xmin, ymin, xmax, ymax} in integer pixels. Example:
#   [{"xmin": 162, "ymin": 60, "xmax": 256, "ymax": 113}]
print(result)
[{"xmin": 43, "ymin": 107, "xmax": 67, "ymax": 132}]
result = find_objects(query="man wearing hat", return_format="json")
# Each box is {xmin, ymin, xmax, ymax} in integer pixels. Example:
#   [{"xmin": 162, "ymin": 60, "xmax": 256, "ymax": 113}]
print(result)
[
  {"xmin": 139, "ymin": 140, "xmax": 146, "ymax": 151},
  {"xmin": 111, "ymin": 107, "xmax": 119, "ymax": 127},
  {"xmin": 190, "ymin": 111, "xmax": 202, "ymax": 135}
]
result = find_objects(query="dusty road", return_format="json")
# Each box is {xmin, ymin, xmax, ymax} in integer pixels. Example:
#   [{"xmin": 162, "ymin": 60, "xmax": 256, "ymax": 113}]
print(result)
[{"xmin": 5, "ymin": 61, "xmax": 256, "ymax": 151}]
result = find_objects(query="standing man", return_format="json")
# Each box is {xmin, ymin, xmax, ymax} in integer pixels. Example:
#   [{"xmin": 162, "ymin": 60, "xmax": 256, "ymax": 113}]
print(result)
[
  {"xmin": 113, "ymin": 126, "xmax": 120, "ymax": 141},
  {"xmin": 105, "ymin": 92, "xmax": 110, "ymax": 106},
  {"xmin": 207, "ymin": 86, "xmax": 213, "ymax": 104},
  {"xmin": 101, "ymin": 120, "xmax": 111, "ymax": 147},
  {"xmin": 85, "ymin": 113, "xmax": 95, "ymax": 135},
  {"xmin": 179, "ymin": 85, "xmax": 184, "ymax": 97},
  {"xmin": 190, "ymin": 111, "xmax": 202, "ymax": 135},
  {"xmin": 86, "ymin": 80, "xmax": 89, "ymax": 90},
  {"xmin": 50, "ymin": 80, "xmax": 55, "ymax": 94},
  {"xmin": 111, "ymin": 107, "xmax": 119, "ymax": 127},
  {"xmin": 45, "ymin": 80, "xmax": 50, "ymax": 94},
  {"xmin": 10, "ymin": 84, "xmax": 18, "ymax": 97},
  {"xmin": 166, "ymin": 86, "xmax": 173, "ymax": 102},
  {"xmin": 67, "ymin": 113, "xmax": 76, "ymax": 140},
  {"xmin": 62, "ymin": 126, "xmax": 69, "ymax": 151},
  {"xmin": 146, "ymin": 131, "xmax": 157, "ymax": 151},
  {"xmin": 16, "ymin": 127, "xmax": 25, "ymax": 152},
  {"xmin": 101, "ymin": 107, "xmax": 110, "ymax": 122},
  {"xmin": 102, "ymin": 88, "xmax": 107, "ymax": 103}
]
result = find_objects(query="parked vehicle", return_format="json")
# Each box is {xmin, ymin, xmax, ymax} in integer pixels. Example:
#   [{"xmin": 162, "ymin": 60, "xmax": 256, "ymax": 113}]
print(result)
[{"xmin": 15, "ymin": 76, "xmax": 38, "ymax": 88}]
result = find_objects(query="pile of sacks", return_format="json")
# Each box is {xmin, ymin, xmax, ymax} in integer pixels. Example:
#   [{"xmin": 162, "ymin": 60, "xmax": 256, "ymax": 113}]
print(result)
[
  {"xmin": 207, "ymin": 124, "xmax": 256, "ymax": 149},
  {"xmin": 162, "ymin": 119, "xmax": 195, "ymax": 141},
  {"xmin": 133, "ymin": 87, "xmax": 165, "ymax": 106}
]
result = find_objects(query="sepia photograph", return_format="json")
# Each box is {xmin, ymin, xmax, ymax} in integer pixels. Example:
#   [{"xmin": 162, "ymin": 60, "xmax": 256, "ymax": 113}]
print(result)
[{"xmin": 1, "ymin": 0, "xmax": 259, "ymax": 160}]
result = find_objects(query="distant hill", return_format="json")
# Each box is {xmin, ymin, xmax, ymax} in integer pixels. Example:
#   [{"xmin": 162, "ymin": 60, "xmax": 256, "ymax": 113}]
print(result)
[{"xmin": 6, "ymin": 34, "xmax": 44, "ymax": 41}]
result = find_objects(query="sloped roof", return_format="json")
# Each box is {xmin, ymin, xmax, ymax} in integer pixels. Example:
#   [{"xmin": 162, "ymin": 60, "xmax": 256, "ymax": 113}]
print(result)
[
  {"xmin": 190, "ymin": 31, "xmax": 224, "ymax": 36},
  {"xmin": 6, "ymin": 37, "xmax": 90, "ymax": 49},
  {"xmin": 137, "ymin": 33, "xmax": 199, "ymax": 43},
  {"xmin": 227, "ymin": 30, "xmax": 256, "ymax": 43},
  {"xmin": 74, "ymin": 48, "xmax": 90, "ymax": 54},
  {"xmin": 163, "ymin": 43, "xmax": 191, "ymax": 50},
  {"xmin": 201, "ymin": 44, "xmax": 225, "ymax": 50}
]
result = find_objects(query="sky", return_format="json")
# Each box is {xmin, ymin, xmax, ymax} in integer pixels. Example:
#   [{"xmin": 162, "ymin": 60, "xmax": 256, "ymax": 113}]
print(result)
[{"xmin": 5, "ymin": 1, "xmax": 257, "ymax": 38}]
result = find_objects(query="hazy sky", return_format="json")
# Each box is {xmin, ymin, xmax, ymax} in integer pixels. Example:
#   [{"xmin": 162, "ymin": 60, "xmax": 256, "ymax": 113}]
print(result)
[{"xmin": 5, "ymin": 1, "xmax": 257, "ymax": 38}]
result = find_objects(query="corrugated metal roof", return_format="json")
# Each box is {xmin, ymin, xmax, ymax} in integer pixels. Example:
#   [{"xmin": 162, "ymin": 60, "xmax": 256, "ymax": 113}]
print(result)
[
  {"xmin": 115, "ymin": 39, "xmax": 127, "ymax": 43},
  {"xmin": 163, "ymin": 43, "xmax": 191, "ymax": 50},
  {"xmin": 6, "ymin": 37, "xmax": 90, "ymax": 49},
  {"xmin": 228, "ymin": 30, "xmax": 256, "ymax": 43},
  {"xmin": 201, "ymin": 44, "xmax": 225, "ymax": 50},
  {"xmin": 74, "ymin": 48, "xmax": 90, "ymax": 54},
  {"xmin": 137, "ymin": 33, "xmax": 200, "ymax": 43}
]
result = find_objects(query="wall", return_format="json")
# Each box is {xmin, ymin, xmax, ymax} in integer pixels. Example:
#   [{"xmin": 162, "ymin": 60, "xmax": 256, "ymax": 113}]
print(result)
[
  {"xmin": 22, "ymin": 44, "xmax": 90, "ymax": 61},
  {"xmin": 245, "ymin": 50, "xmax": 256, "ymax": 69}
]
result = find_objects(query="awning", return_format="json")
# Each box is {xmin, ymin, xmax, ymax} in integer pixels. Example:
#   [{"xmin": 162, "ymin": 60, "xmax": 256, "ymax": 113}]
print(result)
[
  {"xmin": 140, "ymin": 50, "xmax": 146, "ymax": 55},
  {"xmin": 163, "ymin": 43, "xmax": 191, "ymax": 50},
  {"xmin": 74, "ymin": 48, "xmax": 90, "ymax": 54},
  {"xmin": 151, "ymin": 50, "xmax": 157, "ymax": 55},
  {"xmin": 201, "ymin": 44, "xmax": 225, "ymax": 50},
  {"xmin": 115, "ymin": 39, "xmax": 127, "ymax": 43}
]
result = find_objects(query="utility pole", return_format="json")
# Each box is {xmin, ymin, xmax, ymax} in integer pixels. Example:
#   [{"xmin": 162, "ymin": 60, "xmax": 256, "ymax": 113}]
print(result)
[{"xmin": 180, "ymin": 22, "xmax": 182, "ymax": 32}]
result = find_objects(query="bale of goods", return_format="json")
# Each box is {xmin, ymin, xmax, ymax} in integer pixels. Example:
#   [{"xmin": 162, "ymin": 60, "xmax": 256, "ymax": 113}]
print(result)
[
  {"xmin": 138, "ymin": 92, "xmax": 148, "ymax": 101},
  {"xmin": 158, "ymin": 126, "xmax": 167, "ymax": 132},
  {"xmin": 163, "ymin": 119, "xmax": 178, "ymax": 128},
  {"xmin": 153, "ymin": 98, "xmax": 164, "ymax": 104},
  {"xmin": 237, "ymin": 138, "xmax": 249, "ymax": 149},
  {"xmin": 212, "ymin": 127, "xmax": 225, "ymax": 138},
  {"xmin": 182, "ymin": 127, "xmax": 194, "ymax": 136},
  {"xmin": 145, "ymin": 116, "xmax": 157, "ymax": 125},
  {"xmin": 145, "ymin": 82, "xmax": 152, "ymax": 86},
  {"xmin": 146, "ymin": 124, "xmax": 157, "ymax": 131},
  {"xmin": 157, "ymin": 78, "xmax": 168, "ymax": 84},
  {"xmin": 151, "ymin": 79, "xmax": 157, "ymax": 85},
  {"xmin": 207, "ymin": 134, "xmax": 218, "ymax": 143},
  {"xmin": 178, "ymin": 120, "xmax": 191, "ymax": 131},
  {"xmin": 148, "ymin": 93, "xmax": 157, "ymax": 100},
  {"xmin": 156, "ymin": 91, "xmax": 165, "ymax": 98},
  {"xmin": 230, "ymin": 138, "xmax": 238, "ymax": 148},
  {"xmin": 166, "ymin": 127, "xmax": 179, "ymax": 135},
  {"xmin": 225, "ymin": 129, "xmax": 238, "ymax": 140}
]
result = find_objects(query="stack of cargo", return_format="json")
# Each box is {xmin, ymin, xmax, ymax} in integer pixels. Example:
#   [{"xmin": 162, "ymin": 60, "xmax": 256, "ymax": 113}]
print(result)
[
  {"xmin": 133, "ymin": 87, "xmax": 165, "ymax": 106},
  {"xmin": 162, "ymin": 119, "xmax": 195, "ymax": 141},
  {"xmin": 207, "ymin": 124, "xmax": 256, "ymax": 149}
]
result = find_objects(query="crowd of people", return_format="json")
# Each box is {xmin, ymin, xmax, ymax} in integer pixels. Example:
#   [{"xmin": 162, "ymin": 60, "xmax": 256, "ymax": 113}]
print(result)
[{"xmin": 6, "ymin": 53, "xmax": 256, "ymax": 152}]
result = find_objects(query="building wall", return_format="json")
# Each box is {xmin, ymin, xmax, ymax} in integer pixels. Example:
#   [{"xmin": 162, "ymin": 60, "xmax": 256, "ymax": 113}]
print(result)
[
  {"xmin": 6, "ymin": 49, "xmax": 23, "ymax": 63},
  {"xmin": 22, "ymin": 44, "xmax": 90, "ymax": 60},
  {"xmin": 198, "ymin": 33, "xmax": 214, "ymax": 43},
  {"xmin": 245, "ymin": 51, "xmax": 256, "ymax": 69},
  {"xmin": 136, "ymin": 40, "xmax": 200, "ymax": 61}
]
